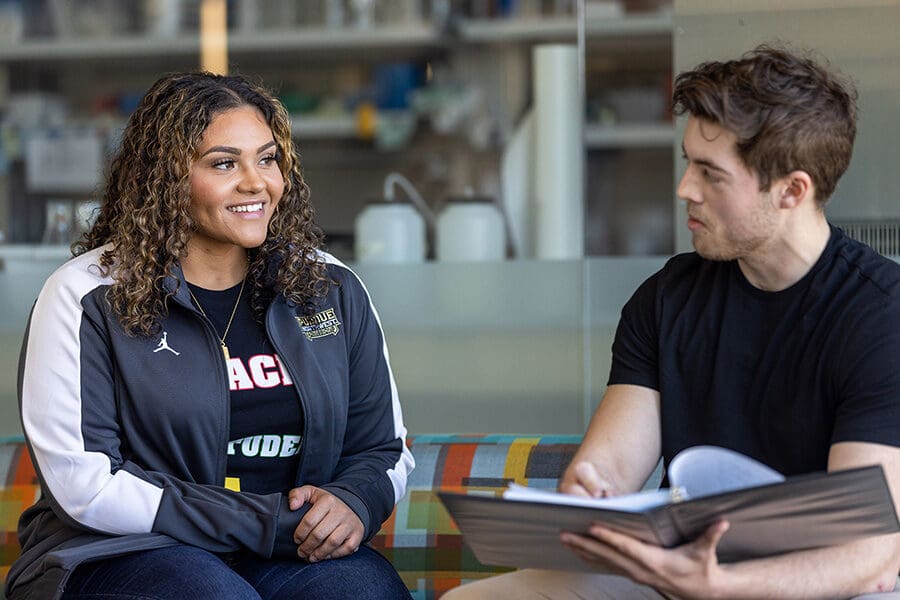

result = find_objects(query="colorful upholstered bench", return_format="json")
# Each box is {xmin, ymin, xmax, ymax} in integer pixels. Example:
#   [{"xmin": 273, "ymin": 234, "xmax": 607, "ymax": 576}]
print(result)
[
  {"xmin": 0, "ymin": 434, "xmax": 581, "ymax": 600},
  {"xmin": 0, "ymin": 439, "xmax": 39, "ymax": 600},
  {"xmin": 371, "ymin": 434, "xmax": 581, "ymax": 598}
]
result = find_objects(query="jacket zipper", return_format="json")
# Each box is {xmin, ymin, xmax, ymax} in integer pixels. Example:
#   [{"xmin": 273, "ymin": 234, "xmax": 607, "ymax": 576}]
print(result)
[
  {"xmin": 265, "ymin": 302, "xmax": 310, "ymax": 484},
  {"xmin": 179, "ymin": 297, "xmax": 232, "ymax": 484}
]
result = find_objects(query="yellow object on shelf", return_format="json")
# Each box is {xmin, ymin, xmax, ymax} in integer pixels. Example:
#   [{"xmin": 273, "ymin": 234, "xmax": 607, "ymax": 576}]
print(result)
[
  {"xmin": 356, "ymin": 102, "xmax": 377, "ymax": 140},
  {"xmin": 200, "ymin": 0, "xmax": 228, "ymax": 75}
]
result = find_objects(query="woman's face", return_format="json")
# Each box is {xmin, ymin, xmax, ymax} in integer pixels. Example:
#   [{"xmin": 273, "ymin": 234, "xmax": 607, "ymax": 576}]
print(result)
[{"xmin": 187, "ymin": 105, "xmax": 284, "ymax": 256}]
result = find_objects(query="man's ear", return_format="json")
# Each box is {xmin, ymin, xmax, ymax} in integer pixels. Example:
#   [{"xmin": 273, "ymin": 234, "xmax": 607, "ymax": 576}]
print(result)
[{"xmin": 778, "ymin": 171, "xmax": 814, "ymax": 209}]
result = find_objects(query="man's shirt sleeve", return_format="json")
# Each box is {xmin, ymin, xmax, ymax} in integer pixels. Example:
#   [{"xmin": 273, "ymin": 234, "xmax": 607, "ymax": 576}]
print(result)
[{"xmin": 608, "ymin": 271, "xmax": 662, "ymax": 391}]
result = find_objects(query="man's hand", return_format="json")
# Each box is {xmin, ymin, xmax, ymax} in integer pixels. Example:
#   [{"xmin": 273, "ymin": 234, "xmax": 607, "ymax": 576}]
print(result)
[
  {"xmin": 288, "ymin": 485, "xmax": 364, "ymax": 563},
  {"xmin": 560, "ymin": 461, "xmax": 618, "ymax": 498},
  {"xmin": 561, "ymin": 520, "xmax": 732, "ymax": 600},
  {"xmin": 557, "ymin": 384, "xmax": 663, "ymax": 499}
]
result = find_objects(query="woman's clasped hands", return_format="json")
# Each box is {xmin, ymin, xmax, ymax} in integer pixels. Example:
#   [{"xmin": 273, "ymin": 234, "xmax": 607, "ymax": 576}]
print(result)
[{"xmin": 289, "ymin": 486, "xmax": 365, "ymax": 563}]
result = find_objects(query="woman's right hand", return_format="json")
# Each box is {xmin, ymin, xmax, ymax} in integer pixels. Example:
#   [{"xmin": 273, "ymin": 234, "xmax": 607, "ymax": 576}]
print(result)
[{"xmin": 288, "ymin": 485, "xmax": 364, "ymax": 563}]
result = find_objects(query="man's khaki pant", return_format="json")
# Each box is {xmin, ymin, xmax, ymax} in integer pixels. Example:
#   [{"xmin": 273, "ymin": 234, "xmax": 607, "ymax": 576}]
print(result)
[
  {"xmin": 442, "ymin": 569, "xmax": 671, "ymax": 600},
  {"xmin": 441, "ymin": 569, "xmax": 900, "ymax": 600}
]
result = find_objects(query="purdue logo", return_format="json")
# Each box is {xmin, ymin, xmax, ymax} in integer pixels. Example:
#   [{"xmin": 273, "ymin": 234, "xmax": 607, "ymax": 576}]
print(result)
[{"xmin": 296, "ymin": 308, "xmax": 341, "ymax": 340}]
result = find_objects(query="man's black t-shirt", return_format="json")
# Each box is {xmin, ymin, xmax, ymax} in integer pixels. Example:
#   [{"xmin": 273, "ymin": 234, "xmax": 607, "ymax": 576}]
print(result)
[
  {"xmin": 609, "ymin": 226, "xmax": 900, "ymax": 475},
  {"xmin": 188, "ymin": 281, "xmax": 304, "ymax": 495}
]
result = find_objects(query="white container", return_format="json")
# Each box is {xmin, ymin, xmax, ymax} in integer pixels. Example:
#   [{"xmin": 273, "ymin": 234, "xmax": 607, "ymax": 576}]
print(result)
[
  {"xmin": 354, "ymin": 200, "xmax": 426, "ymax": 263},
  {"xmin": 436, "ymin": 197, "xmax": 506, "ymax": 262},
  {"xmin": 146, "ymin": 0, "xmax": 183, "ymax": 36},
  {"xmin": 533, "ymin": 44, "xmax": 583, "ymax": 259}
]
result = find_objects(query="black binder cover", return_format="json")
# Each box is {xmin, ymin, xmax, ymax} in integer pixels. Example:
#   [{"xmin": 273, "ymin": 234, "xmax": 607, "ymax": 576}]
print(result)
[{"xmin": 439, "ymin": 465, "xmax": 899, "ymax": 571}]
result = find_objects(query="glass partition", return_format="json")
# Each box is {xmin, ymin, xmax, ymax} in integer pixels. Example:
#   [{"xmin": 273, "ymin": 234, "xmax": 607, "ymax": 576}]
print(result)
[
  {"xmin": 357, "ymin": 260, "xmax": 586, "ymax": 435},
  {"xmin": 0, "ymin": 253, "xmax": 669, "ymax": 437},
  {"xmin": 0, "ymin": 245, "xmax": 69, "ymax": 436}
]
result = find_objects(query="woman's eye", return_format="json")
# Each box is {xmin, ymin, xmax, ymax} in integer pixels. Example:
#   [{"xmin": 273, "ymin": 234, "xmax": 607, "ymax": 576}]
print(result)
[
  {"xmin": 213, "ymin": 158, "xmax": 235, "ymax": 170},
  {"xmin": 260, "ymin": 153, "xmax": 279, "ymax": 166}
]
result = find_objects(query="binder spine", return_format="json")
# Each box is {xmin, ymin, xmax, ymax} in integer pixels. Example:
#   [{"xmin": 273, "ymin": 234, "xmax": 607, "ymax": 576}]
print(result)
[{"xmin": 648, "ymin": 506, "xmax": 683, "ymax": 547}]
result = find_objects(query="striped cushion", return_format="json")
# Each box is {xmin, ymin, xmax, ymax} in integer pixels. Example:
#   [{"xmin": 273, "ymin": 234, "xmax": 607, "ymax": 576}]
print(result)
[
  {"xmin": 372, "ymin": 434, "xmax": 580, "ymax": 599},
  {"xmin": 0, "ymin": 440, "xmax": 39, "ymax": 590}
]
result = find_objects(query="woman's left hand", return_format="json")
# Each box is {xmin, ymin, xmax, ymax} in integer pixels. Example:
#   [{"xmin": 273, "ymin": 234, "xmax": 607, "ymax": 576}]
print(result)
[{"xmin": 288, "ymin": 485, "xmax": 365, "ymax": 563}]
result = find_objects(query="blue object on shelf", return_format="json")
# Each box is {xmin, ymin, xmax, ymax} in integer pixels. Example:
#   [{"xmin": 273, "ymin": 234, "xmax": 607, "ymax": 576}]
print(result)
[{"xmin": 374, "ymin": 63, "xmax": 425, "ymax": 111}]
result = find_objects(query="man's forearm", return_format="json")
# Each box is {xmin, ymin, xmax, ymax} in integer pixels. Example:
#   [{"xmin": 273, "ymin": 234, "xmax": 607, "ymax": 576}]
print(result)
[
  {"xmin": 560, "ymin": 384, "xmax": 662, "ymax": 495},
  {"xmin": 715, "ymin": 533, "xmax": 899, "ymax": 600}
]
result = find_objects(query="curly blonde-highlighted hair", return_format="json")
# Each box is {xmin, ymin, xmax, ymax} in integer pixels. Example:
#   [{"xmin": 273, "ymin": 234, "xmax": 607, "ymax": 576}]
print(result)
[{"xmin": 74, "ymin": 72, "xmax": 330, "ymax": 336}]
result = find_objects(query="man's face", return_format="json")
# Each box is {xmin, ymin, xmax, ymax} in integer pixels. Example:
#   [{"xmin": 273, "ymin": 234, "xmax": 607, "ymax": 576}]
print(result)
[{"xmin": 677, "ymin": 116, "xmax": 779, "ymax": 261}]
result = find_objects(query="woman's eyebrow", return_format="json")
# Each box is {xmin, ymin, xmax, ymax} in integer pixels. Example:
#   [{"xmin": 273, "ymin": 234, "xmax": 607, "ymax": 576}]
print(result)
[{"xmin": 200, "ymin": 140, "xmax": 276, "ymax": 157}]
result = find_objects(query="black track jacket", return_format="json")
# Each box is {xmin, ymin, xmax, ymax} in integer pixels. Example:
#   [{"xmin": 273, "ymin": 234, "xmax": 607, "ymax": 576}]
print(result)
[{"xmin": 8, "ymin": 246, "xmax": 414, "ymax": 599}]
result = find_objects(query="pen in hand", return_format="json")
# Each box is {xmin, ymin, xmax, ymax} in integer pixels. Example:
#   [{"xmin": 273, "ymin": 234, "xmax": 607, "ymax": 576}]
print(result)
[{"xmin": 562, "ymin": 461, "xmax": 617, "ymax": 498}]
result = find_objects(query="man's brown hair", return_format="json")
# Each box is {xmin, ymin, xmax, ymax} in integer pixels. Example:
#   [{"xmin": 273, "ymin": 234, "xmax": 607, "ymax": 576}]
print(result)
[{"xmin": 672, "ymin": 44, "xmax": 858, "ymax": 204}]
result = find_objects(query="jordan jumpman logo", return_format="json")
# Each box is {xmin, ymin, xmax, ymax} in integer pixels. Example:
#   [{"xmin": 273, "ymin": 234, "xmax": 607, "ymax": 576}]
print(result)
[{"xmin": 153, "ymin": 331, "xmax": 180, "ymax": 356}]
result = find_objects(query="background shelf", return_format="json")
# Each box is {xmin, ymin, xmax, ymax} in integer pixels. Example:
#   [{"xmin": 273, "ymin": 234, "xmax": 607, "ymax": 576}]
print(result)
[{"xmin": 584, "ymin": 122, "xmax": 674, "ymax": 149}]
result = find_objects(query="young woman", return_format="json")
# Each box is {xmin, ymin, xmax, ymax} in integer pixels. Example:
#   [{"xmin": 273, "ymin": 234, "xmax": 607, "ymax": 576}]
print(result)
[{"xmin": 8, "ymin": 72, "xmax": 414, "ymax": 600}]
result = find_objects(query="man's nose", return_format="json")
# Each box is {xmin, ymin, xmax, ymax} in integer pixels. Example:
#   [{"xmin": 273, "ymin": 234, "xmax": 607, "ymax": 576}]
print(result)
[{"xmin": 677, "ymin": 167, "xmax": 699, "ymax": 204}]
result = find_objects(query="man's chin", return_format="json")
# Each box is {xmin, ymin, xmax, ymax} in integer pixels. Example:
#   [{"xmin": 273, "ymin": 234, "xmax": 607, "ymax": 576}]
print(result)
[{"xmin": 692, "ymin": 238, "xmax": 735, "ymax": 262}]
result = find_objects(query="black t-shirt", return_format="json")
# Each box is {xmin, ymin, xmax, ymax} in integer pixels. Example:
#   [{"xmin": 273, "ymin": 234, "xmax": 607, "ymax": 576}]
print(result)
[
  {"xmin": 188, "ymin": 281, "xmax": 304, "ymax": 495},
  {"xmin": 609, "ymin": 226, "xmax": 900, "ymax": 476}
]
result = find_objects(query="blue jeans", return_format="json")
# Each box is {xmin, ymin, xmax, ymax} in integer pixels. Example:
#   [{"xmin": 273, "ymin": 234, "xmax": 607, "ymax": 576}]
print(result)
[{"xmin": 62, "ymin": 544, "xmax": 412, "ymax": 600}]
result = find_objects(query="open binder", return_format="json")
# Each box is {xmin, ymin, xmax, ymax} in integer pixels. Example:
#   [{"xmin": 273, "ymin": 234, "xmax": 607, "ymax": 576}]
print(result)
[{"xmin": 439, "ymin": 446, "xmax": 899, "ymax": 571}]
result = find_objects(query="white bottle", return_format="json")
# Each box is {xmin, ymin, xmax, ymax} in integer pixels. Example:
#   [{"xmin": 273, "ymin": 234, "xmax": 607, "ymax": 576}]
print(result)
[
  {"xmin": 324, "ymin": 0, "xmax": 345, "ymax": 27},
  {"xmin": 354, "ymin": 199, "xmax": 426, "ymax": 263},
  {"xmin": 436, "ymin": 197, "xmax": 506, "ymax": 262},
  {"xmin": 146, "ymin": 0, "xmax": 183, "ymax": 36}
]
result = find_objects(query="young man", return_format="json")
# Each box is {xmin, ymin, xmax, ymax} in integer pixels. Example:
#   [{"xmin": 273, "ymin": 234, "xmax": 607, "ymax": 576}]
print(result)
[{"xmin": 445, "ymin": 45, "xmax": 900, "ymax": 599}]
